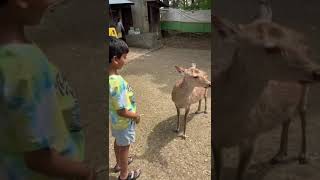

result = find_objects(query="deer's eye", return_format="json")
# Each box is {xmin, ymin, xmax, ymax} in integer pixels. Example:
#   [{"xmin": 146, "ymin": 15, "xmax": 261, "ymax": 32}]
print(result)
[{"xmin": 193, "ymin": 76, "xmax": 199, "ymax": 79}]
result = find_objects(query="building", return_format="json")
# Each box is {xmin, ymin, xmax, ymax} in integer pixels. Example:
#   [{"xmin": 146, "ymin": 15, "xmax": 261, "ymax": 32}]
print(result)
[
  {"xmin": 109, "ymin": 0, "xmax": 169, "ymax": 48},
  {"xmin": 109, "ymin": 0, "xmax": 135, "ymax": 33},
  {"xmin": 130, "ymin": 0, "xmax": 169, "ymax": 33}
]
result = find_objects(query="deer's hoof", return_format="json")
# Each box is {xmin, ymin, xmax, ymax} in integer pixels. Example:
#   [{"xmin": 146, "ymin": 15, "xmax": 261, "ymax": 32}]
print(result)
[
  {"xmin": 178, "ymin": 133, "xmax": 188, "ymax": 139},
  {"xmin": 173, "ymin": 129, "xmax": 180, "ymax": 133},
  {"xmin": 195, "ymin": 111, "xmax": 201, "ymax": 114},
  {"xmin": 270, "ymin": 153, "xmax": 287, "ymax": 165},
  {"xmin": 270, "ymin": 158, "xmax": 281, "ymax": 165},
  {"xmin": 298, "ymin": 154, "xmax": 308, "ymax": 164},
  {"xmin": 204, "ymin": 111, "xmax": 208, "ymax": 114}
]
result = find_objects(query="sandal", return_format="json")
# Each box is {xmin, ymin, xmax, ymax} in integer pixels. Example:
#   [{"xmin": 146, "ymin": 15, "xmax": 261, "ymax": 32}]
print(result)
[
  {"xmin": 113, "ymin": 156, "xmax": 134, "ymax": 173},
  {"xmin": 118, "ymin": 169, "xmax": 141, "ymax": 180}
]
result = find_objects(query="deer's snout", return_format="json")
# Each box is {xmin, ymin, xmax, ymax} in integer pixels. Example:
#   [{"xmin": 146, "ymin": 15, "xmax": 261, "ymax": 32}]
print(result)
[{"xmin": 207, "ymin": 82, "xmax": 212, "ymax": 88}]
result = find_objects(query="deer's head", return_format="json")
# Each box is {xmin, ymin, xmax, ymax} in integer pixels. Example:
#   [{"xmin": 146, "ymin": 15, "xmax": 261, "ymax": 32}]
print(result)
[
  {"xmin": 175, "ymin": 63, "xmax": 211, "ymax": 88},
  {"xmin": 213, "ymin": 0, "xmax": 320, "ymax": 82}
]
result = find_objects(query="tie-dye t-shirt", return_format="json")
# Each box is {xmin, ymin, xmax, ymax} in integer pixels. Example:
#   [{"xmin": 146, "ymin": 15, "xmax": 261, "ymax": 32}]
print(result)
[
  {"xmin": 109, "ymin": 75, "xmax": 137, "ymax": 130},
  {"xmin": 0, "ymin": 43, "xmax": 84, "ymax": 180}
]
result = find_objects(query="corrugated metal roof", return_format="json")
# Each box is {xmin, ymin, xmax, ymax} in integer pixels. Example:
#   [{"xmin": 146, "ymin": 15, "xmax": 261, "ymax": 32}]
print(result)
[{"xmin": 109, "ymin": 0, "xmax": 134, "ymax": 5}]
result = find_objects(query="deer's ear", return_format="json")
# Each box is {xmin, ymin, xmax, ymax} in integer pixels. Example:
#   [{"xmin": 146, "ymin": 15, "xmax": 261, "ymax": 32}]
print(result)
[
  {"xmin": 213, "ymin": 14, "xmax": 240, "ymax": 42},
  {"xmin": 175, "ymin": 66, "xmax": 185, "ymax": 73}
]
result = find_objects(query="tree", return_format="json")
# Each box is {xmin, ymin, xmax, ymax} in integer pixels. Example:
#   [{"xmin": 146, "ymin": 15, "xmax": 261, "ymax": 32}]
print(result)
[
  {"xmin": 163, "ymin": 0, "xmax": 170, "ymax": 6},
  {"xmin": 170, "ymin": 0, "xmax": 180, "ymax": 8},
  {"xmin": 169, "ymin": 0, "xmax": 211, "ymax": 10}
]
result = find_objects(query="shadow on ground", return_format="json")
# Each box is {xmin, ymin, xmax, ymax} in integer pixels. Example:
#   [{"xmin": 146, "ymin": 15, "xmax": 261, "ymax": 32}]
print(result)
[
  {"xmin": 108, "ymin": 175, "xmax": 118, "ymax": 180},
  {"xmin": 221, "ymin": 161, "xmax": 275, "ymax": 180},
  {"xmin": 221, "ymin": 153, "xmax": 311, "ymax": 179},
  {"xmin": 138, "ymin": 112, "xmax": 199, "ymax": 166}
]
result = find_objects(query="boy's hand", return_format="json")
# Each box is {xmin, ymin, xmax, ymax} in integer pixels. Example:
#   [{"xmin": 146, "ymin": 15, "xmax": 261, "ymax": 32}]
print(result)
[
  {"xmin": 134, "ymin": 113, "xmax": 143, "ymax": 124},
  {"xmin": 134, "ymin": 114, "xmax": 140, "ymax": 124},
  {"xmin": 24, "ymin": 149, "xmax": 97, "ymax": 180},
  {"xmin": 117, "ymin": 109, "xmax": 143, "ymax": 124}
]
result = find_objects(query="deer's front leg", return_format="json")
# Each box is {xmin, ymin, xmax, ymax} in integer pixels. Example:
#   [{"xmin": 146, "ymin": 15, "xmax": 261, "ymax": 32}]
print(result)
[
  {"xmin": 299, "ymin": 107, "xmax": 308, "ymax": 164},
  {"xmin": 195, "ymin": 100, "xmax": 202, "ymax": 114},
  {"xmin": 174, "ymin": 106, "xmax": 180, "ymax": 133},
  {"xmin": 237, "ymin": 138, "xmax": 255, "ymax": 180},
  {"xmin": 179, "ymin": 106, "xmax": 190, "ymax": 139},
  {"xmin": 204, "ymin": 88, "xmax": 208, "ymax": 114},
  {"xmin": 270, "ymin": 119, "xmax": 290, "ymax": 164},
  {"xmin": 298, "ymin": 84, "xmax": 309, "ymax": 164},
  {"xmin": 204, "ymin": 96, "xmax": 208, "ymax": 114}
]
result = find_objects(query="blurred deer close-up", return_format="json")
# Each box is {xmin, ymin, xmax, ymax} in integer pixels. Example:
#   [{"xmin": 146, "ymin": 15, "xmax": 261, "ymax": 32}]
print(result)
[{"xmin": 213, "ymin": 0, "xmax": 320, "ymax": 180}]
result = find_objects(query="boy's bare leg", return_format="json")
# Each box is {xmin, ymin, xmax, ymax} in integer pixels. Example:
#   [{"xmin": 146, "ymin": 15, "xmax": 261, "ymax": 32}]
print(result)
[
  {"xmin": 114, "ymin": 140, "xmax": 120, "ymax": 166},
  {"xmin": 119, "ymin": 145, "xmax": 130, "ymax": 179}
]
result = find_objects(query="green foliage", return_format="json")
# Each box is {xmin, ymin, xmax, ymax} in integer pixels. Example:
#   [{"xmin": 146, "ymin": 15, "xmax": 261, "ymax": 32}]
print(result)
[
  {"xmin": 169, "ymin": 0, "xmax": 212, "ymax": 10},
  {"xmin": 198, "ymin": 0, "xmax": 212, "ymax": 10}
]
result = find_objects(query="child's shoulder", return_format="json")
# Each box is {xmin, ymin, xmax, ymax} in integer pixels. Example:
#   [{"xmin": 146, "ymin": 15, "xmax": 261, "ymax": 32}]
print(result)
[
  {"xmin": 109, "ymin": 74, "xmax": 125, "ymax": 82},
  {"xmin": 0, "ymin": 43, "xmax": 47, "ymax": 64},
  {"xmin": 0, "ymin": 43, "xmax": 53, "ymax": 80},
  {"xmin": 109, "ymin": 74, "xmax": 128, "ymax": 88}
]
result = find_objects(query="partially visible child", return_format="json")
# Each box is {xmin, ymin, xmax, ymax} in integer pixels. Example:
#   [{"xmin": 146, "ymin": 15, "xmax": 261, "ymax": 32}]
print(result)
[
  {"xmin": 0, "ymin": 0, "xmax": 95, "ymax": 179},
  {"xmin": 116, "ymin": 17, "xmax": 126, "ymax": 42},
  {"xmin": 109, "ymin": 37, "xmax": 141, "ymax": 180}
]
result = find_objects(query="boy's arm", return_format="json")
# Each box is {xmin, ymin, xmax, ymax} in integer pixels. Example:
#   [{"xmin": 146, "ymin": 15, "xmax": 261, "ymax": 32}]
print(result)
[
  {"xmin": 117, "ymin": 109, "xmax": 141, "ymax": 124},
  {"xmin": 14, "ymin": 76, "xmax": 95, "ymax": 179},
  {"xmin": 110, "ymin": 80, "xmax": 140, "ymax": 123},
  {"xmin": 24, "ymin": 149, "xmax": 96, "ymax": 180}
]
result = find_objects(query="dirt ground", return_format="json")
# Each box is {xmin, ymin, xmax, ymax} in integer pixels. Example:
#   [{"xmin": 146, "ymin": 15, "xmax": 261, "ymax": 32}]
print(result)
[
  {"xmin": 213, "ymin": 0, "xmax": 320, "ymax": 179},
  {"xmin": 108, "ymin": 37, "xmax": 212, "ymax": 180}
]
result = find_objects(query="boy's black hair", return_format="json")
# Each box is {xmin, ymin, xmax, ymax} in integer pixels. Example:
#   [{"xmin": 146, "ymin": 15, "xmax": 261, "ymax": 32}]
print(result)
[{"xmin": 109, "ymin": 36, "xmax": 129, "ymax": 63}]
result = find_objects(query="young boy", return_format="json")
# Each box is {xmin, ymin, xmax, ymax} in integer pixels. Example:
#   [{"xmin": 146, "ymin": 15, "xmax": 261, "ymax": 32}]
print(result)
[
  {"xmin": 109, "ymin": 37, "xmax": 141, "ymax": 180},
  {"xmin": 0, "ymin": 0, "xmax": 96, "ymax": 179}
]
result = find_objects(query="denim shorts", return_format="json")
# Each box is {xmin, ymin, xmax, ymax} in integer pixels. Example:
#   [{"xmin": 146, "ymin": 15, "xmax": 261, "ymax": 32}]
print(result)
[{"xmin": 112, "ymin": 121, "xmax": 136, "ymax": 146}]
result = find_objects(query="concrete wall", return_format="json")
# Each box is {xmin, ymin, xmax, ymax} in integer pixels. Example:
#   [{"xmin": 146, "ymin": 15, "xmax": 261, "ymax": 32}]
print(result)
[
  {"xmin": 126, "ymin": 33, "xmax": 162, "ymax": 49},
  {"xmin": 130, "ymin": 0, "xmax": 164, "ymax": 33},
  {"xmin": 130, "ymin": 0, "xmax": 150, "ymax": 33}
]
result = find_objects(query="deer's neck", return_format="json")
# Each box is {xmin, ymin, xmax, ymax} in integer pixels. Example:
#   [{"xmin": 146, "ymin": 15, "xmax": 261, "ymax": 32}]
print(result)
[
  {"xmin": 172, "ymin": 78, "xmax": 202, "ymax": 108},
  {"xmin": 178, "ymin": 78, "xmax": 195, "ymax": 95},
  {"xmin": 215, "ymin": 51, "xmax": 268, "ymax": 117}
]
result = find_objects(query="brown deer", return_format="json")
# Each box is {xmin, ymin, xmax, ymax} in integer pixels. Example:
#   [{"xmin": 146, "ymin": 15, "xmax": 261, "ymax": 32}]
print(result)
[
  {"xmin": 213, "ymin": 0, "xmax": 320, "ymax": 179},
  {"xmin": 172, "ymin": 63, "xmax": 211, "ymax": 139}
]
